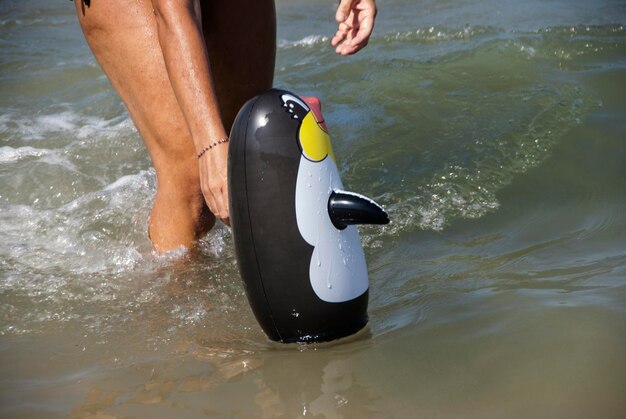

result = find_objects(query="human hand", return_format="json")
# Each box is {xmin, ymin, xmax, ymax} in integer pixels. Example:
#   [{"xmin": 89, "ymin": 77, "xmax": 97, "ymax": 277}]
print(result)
[
  {"xmin": 331, "ymin": 0, "xmax": 377, "ymax": 56},
  {"xmin": 198, "ymin": 140, "xmax": 230, "ymax": 225}
]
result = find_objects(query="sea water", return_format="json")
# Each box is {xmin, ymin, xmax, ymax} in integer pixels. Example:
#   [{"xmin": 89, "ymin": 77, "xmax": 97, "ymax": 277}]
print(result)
[{"xmin": 1, "ymin": 0, "xmax": 625, "ymax": 417}]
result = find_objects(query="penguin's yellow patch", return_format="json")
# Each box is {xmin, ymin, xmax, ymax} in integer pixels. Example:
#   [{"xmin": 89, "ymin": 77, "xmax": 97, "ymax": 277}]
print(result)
[{"xmin": 299, "ymin": 112, "xmax": 335, "ymax": 162}]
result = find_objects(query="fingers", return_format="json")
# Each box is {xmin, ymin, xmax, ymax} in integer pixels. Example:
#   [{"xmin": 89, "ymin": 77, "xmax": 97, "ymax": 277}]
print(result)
[
  {"xmin": 332, "ymin": 23, "xmax": 370, "ymax": 55},
  {"xmin": 207, "ymin": 181, "xmax": 229, "ymax": 222},
  {"xmin": 335, "ymin": 0, "xmax": 356, "ymax": 23},
  {"xmin": 332, "ymin": 0, "xmax": 376, "ymax": 56},
  {"xmin": 331, "ymin": 21, "xmax": 354, "ymax": 48},
  {"xmin": 348, "ymin": 13, "xmax": 374, "ymax": 47},
  {"xmin": 199, "ymin": 146, "xmax": 230, "ymax": 224},
  {"xmin": 332, "ymin": 27, "xmax": 363, "ymax": 55},
  {"xmin": 202, "ymin": 181, "xmax": 229, "ymax": 223},
  {"xmin": 215, "ymin": 185, "xmax": 230, "ymax": 224}
]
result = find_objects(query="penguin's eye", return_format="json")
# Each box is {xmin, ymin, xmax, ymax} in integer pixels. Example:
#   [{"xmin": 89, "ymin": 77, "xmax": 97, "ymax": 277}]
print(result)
[{"xmin": 281, "ymin": 94, "xmax": 309, "ymax": 120}]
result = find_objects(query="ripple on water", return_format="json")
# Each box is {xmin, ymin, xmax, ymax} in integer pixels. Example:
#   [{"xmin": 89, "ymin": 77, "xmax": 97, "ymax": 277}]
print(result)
[
  {"xmin": 343, "ymin": 31, "xmax": 599, "ymax": 240},
  {"xmin": 0, "ymin": 163, "xmax": 244, "ymax": 342}
]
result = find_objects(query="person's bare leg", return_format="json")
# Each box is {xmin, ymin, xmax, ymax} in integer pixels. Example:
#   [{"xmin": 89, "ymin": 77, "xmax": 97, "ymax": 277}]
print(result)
[
  {"xmin": 150, "ymin": 0, "xmax": 276, "ymax": 224},
  {"xmin": 74, "ymin": 0, "xmax": 275, "ymax": 252}
]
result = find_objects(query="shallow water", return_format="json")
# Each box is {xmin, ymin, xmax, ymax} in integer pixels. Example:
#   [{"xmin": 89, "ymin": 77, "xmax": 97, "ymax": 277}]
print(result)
[{"xmin": 1, "ymin": 0, "xmax": 625, "ymax": 417}]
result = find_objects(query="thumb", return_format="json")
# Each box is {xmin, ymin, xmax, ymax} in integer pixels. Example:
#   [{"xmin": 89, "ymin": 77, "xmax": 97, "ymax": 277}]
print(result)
[{"xmin": 336, "ymin": 0, "xmax": 355, "ymax": 22}]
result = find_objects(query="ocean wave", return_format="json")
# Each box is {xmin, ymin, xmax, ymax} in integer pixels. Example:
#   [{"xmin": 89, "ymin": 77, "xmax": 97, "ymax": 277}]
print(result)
[
  {"xmin": 378, "ymin": 24, "xmax": 626, "ymax": 62},
  {"xmin": 1, "ymin": 166, "xmax": 232, "ymax": 278},
  {"xmin": 0, "ymin": 110, "xmax": 134, "ymax": 142},
  {"xmin": 351, "ymin": 29, "xmax": 603, "ymax": 241},
  {"xmin": 0, "ymin": 146, "xmax": 48, "ymax": 163},
  {"xmin": 382, "ymin": 23, "xmax": 625, "ymax": 41},
  {"xmin": 377, "ymin": 87, "xmax": 589, "ymax": 237},
  {"xmin": 0, "ymin": 168, "xmax": 153, "ymax": 335},
  {"xmin": 0, "ymin": 163, "xmax": 239, "ymax": 337},
  {"xmin": 0, "ymin": 145, "xmax": 81, "ymax": 176},
  {"xmin": 18, "ymin": 168, "xmax": 234, "ymax": 337},
  {"xmin": 382, "ymin": 25, "xmax": 497, "ymax": 44},
  {"xmin": 1, "ymin": 170, "xmax": 154, "ymax": 275},
  {"xmin": 278, "ymin": 35, "xmax": 329, "ymax": 49},
  {"xmin": 0, "ymin": 18, "xmax": 45, "ymax": 28},
  {"xmin": 534, "ymin": 24, "xmax": 625, "ymax": 36}
]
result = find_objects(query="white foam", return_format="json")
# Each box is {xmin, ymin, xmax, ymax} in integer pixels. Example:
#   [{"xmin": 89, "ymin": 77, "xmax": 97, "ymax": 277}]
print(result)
[
  {"xmin": 0, "ymin": 170, "xmax": 155, "ymax": 278},
  {"xmin": 383, "ymin": 26, "xmax": 486, "ymax": 43},
  {"xmin": 9, "ymin": 111, "xmax": 79, "ymax": 141},
  {"xmin": 0, "ymin": 145, "xmax": 80, "ymax": 172},
  {"xmin": 0, "ymin": 110, "xmax": 134, "ymax": 142},
  {"xmin": 0, "ymin": 146, "xmax": 47, "ymax": 163},
  {"xmin": 39, "ymin": 152, "xmax": 78, "ymax": 172},
  {"xmin": 76, "ymin": 115, "xmax": 135, "ymax": 140},
  {"xmin": 278, "ymin": 35, "xmax": 329, "ymax": 49},
  {"xmin": 103, "ymin": 172, "xmax": 146, "ymax": 192},
  {"xmin": 198, "ymin": 224, "xmax": 231, "ymax": 257}
]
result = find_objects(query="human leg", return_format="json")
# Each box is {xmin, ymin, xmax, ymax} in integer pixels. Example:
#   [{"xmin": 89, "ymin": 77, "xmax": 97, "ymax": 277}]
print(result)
[
  {"xmin": 148, "ymin": 0, "xmax": 275, "ymax": 225},
  {"xmin": 75, "ymin": 0, "xmax": 213, "ymax": 252},
  {"xmin": 75, "ymin": 0, "xmax": 276, "ymax": 252}
]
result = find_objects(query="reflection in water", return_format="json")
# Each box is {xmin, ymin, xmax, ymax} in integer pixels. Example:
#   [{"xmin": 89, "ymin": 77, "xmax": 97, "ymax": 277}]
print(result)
[{"xmin": 71, "ymin": 337, "xmax": 402, "ymax": 418}]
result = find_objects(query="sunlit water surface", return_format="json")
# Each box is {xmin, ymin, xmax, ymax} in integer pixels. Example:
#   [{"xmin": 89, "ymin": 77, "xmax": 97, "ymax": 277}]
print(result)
[{"xmin": 1, "ymin": 0, "xmax": 625, "ymax": 417}]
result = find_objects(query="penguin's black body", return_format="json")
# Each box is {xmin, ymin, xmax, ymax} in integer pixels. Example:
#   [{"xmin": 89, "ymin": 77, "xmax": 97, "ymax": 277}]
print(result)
[{"xmin": 228, "ymin": 89, "xmax": 388, "ymax": 343}]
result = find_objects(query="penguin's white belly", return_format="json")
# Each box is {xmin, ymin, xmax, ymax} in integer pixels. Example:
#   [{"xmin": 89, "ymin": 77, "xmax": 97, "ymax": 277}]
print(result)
[{"xmin": 295, "ymin": 156, "xmax": 369, "ymax": 303}]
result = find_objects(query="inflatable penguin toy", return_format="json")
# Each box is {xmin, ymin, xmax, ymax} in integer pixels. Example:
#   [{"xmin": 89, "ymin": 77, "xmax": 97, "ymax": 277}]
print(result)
[{"xmin": 228, "ymin": 89, "xmax": 389, "ymax": 343}]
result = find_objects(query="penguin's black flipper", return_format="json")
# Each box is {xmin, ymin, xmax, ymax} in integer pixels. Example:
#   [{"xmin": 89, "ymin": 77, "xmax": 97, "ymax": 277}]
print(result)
[{"xmin": 327, "ymin": 190, "xmax": 390, "ymax": 230}]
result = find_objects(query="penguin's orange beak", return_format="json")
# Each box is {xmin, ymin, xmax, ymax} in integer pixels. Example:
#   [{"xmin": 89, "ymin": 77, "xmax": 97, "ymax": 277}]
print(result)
[{"xmin": 302, "ymin": 96, "xmax": 329, "ymax": 133}]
